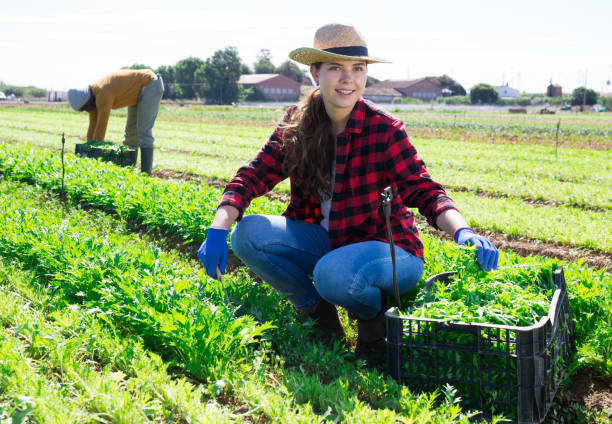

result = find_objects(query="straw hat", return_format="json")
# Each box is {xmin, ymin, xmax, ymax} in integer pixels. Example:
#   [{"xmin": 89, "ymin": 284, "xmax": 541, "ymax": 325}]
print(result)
[{"xmin": 289, "ymin": 23, "xmax": 390, "ymax": 66}]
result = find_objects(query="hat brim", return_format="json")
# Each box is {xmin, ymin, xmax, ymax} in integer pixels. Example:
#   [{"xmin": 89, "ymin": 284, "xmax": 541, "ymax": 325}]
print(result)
[{"xmin": 289, "ymin": 47, "xmax": 391, "ymax": 66}]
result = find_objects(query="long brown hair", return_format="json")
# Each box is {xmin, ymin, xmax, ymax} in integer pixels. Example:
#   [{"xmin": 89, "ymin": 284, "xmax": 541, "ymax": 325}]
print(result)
[{"xmin": 278, "ymin": 84, "xmax": 335, "ymax": 202}]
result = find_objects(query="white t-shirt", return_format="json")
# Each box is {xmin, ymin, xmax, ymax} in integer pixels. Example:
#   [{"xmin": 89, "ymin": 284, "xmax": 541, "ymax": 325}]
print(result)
[{"xmin": 319, "ymin": 161, "xmax": 336, "ymax": 231}]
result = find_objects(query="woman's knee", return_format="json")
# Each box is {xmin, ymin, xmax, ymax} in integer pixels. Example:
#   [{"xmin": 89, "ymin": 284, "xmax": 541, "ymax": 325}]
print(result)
[
  {"xmin": 312, "ymin": 256, "xmax": 345, "ymax": 301},
  {"xmin": 230, "ymin": 216, "xmax": 255, "ymax": 257}
]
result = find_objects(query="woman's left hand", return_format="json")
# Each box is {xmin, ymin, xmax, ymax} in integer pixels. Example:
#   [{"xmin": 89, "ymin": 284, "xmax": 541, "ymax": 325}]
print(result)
[{"xmin": 455, "ymin": 228, "xmax": 498, "ymax": 271}]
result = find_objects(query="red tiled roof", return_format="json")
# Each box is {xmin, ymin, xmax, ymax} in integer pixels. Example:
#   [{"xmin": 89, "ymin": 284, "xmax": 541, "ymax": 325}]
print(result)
[
  {"xmin": 362, "ymin": 86, "xmax": 404, "ymax": 96},
  {"xmin": 368, "ymin": 78, "xmax": 426, "ymax": 89},
  {"xmin": 238, "ymin": 74, "xmax": 279, "ymax": 84}
]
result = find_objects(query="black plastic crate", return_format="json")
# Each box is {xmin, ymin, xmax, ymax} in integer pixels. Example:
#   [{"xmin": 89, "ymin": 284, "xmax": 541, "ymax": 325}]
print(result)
[
  {"xmin": 386, "ymin": 267, "xmax": 574, "ymax": 423},
  {"xmin": 75, "ymin": 142, "xmax": 137, "ymax": 167}
]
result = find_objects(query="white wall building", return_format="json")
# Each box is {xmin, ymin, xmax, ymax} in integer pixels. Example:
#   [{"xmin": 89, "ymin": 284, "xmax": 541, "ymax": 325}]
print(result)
[{"xmin": 494, "ymin": 84, "xmax": 520, "ymax": 99}]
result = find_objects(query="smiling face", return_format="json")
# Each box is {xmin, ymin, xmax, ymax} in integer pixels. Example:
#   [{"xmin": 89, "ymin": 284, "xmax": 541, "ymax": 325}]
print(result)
[{"xmin": 310, "ymin": 60, "xmax": 367, "ymax": 125}]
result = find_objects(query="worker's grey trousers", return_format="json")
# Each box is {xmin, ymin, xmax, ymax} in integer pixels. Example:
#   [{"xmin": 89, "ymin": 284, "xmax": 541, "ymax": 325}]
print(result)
[{"xmin": 123, "ymin": 74, "xmax": 164, "ymax": 149}]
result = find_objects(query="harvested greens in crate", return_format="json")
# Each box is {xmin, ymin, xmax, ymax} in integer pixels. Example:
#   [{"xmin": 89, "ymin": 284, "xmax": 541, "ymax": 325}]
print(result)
[
  {"xmin": 386, "ymin": 255, "xmax": 574, "ymax": 423},
  {"xmin": 75, "ymin": 140, "xmax": 137, "ymax": 167}
]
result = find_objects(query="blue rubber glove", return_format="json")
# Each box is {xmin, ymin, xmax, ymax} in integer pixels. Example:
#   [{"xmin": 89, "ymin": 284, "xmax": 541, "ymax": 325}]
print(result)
[
  {"xmin": 198, "ymin": 228, "xmax": 229, "ymax": 279},
  {"xmin": 454, "ymin": 228, "xmax": 499, "ymax": 271}
]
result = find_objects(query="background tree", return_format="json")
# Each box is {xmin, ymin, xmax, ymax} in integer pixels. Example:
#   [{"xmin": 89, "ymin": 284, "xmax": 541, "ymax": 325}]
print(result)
[
  {"xmin": 241, "ymin": 63, "xmax": 253, "ymax": 75},
  {"xmin": 277, "ymin": 60, "xmax": 304, "ymax": 83},
  {"xmin": 571, "ymin": 87, "xmax": 598, "ymax": 106},
  {"xmin": 254, "ymin": 49, "xmax": 276, "ymax": 74},
  {"xmin": 197, "ymin": 46, "xmax": 243, "ymax": 105},
  {"xmin": 155, "ymin": 65, "xmax": 178, "ymax": 100},
  {"xmin": 173, "ymin": 57, "xmax": 204, "ymax": 99},
  {"xmin": 447, "ymin": 83, "xmax": 467, "ymax": 96},
  {"xmin": 427, "ymin": 75, "xmax": 466, "ymax": 96},
  {"xmin": 366, "ymin": 75, "xmax": 380, "ymax": 87},
  {"xmin": 469, "ymin": 83, "xmax": 498, "ymax": 104},
  {"xmin": 121, "ymin": 64, "xmax": 153, "ymax": 70}
]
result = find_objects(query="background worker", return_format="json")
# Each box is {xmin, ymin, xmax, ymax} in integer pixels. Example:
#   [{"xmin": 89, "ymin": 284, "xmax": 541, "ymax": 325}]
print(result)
[
  {"xmin": 67, "ymin": 69, "xmax": 164, "ymax": 174},
  {"xmin": 198, "ymin": 24, "xmax": 498, "ymax": 362}
]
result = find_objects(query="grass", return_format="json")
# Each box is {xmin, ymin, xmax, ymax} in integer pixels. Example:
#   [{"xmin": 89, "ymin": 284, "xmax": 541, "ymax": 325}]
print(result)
[
  {"xmin": 0, "ymin": 140, "xmax": 609, "ymax": 252},
  {"xmin": 0, "ymin": 178, "xmax": 483, "ymax": 423},
  {"xmin": 0, "ymin": 258, "xmax": 233, "ymax": 423},
  {"xmin": 0, "ymin": 103, "xmax": 610, "ymax": 421}
]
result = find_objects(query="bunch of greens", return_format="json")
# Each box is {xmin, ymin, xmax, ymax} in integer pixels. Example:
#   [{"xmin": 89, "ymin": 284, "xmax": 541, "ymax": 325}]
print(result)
[
  {"xmin": 406, "ymin": 247, "xmax": 558, "ymax": 327},
  {"xmin": 87, "ymin": 139, "xmax": 133, "ymax": 151}
]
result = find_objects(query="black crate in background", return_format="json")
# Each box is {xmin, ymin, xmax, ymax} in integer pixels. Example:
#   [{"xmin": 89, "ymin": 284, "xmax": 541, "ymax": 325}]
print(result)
[
  {"xmin": 75, "ymin": 143, "xmax": 137, "ymax": 168},
  {"xmin": 386, "ymin": 268, "xmax": 574, "ymax": 423}
]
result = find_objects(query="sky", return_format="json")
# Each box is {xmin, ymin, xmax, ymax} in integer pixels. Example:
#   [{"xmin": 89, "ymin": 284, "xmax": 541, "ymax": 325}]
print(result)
[{"xmin": 1, "ymin": 0, "xmax": 611, "ymax": 94}]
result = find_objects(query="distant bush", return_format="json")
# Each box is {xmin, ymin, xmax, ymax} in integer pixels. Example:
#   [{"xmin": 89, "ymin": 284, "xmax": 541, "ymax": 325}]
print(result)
[
  {"xmin": 496, "ymin": 94, "xmax": 571, "ymax": 107},
  {"xmin": 529, "ymin": 95, "xmax": 548, "ymax": 106},
  {"xmin": 241, "ymin": 87, "xmax": 265, "ymax": 102},
  {"xmin": 441, "ymin": 95, "xmax": 470, "ymax": 105},
  {"xmin": 391, "ymin": 97, "xmax": 423, "ymax": 104},
  {"xmin": 571, "ymin": 87, "xmax": 598, "ymax": 106},
  {"xmin": 0, "ymin": 83, "xmax": 46, "ymax": 98},
  {"xmin": 469, "ymin": 83, "xmax": 498, "ymax": 104}
]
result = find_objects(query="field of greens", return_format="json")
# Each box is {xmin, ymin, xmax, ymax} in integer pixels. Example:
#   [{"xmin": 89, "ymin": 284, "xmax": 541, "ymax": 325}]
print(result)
[
  {"xmin": 0, "ymin": 103, "xmax": 611, "ymax": 422},
  {"xmin": 0, "ymin": 104, "xmax": 610, "ymax": 256}
]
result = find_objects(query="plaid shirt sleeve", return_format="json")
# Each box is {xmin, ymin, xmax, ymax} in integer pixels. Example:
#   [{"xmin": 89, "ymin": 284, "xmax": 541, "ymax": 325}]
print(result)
[
  {"xmin": 386, "ymin": 119, "xmax": 458, "ymax": 228},
  {"xmin": 218, "ymin": 108, "xmax": 293, "ymax": 220}
]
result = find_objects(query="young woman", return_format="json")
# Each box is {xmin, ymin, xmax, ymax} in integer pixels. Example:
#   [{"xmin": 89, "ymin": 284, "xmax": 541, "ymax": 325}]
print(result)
[{"xmin": 198, "ymin": 23, "xmax": 498, "ymax": 360}]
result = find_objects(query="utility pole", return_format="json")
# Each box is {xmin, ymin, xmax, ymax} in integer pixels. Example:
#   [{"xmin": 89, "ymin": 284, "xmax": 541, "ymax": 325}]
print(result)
[{"xmin": 581, "ymin": 70, "xmax": 587, "ymax": 112}]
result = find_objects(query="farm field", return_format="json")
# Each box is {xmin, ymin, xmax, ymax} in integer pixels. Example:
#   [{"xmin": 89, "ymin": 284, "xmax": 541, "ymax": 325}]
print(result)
[
  {"xmin": 0, "ymin": 104, "xmax": 610, "ymax": 263},
  {"xmin": 0, "ymin": 102, "xmax": 611, "ymax": 422}
]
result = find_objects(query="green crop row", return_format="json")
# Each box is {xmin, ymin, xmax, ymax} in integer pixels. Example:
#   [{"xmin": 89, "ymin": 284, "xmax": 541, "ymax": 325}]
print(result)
[
  {"xmin": 3, "ymin": 119, "xmax": 608, "ymax": 210},
  {"xmin": 0, "ymin": 179, "xmax": 481, "ymax": 423},
  {"xmin": 448, "ymin": 189, "xmax": 610, "ymax": 252},
  {"xmin": 1, "ymin": 106, "xmax": 609, "ymax": 211},
  {"xmin": 0, "ymin": 141, "xmax": 609, "ymax": 377},
  {"xmin": 0, "ymin": 183, "xmax": 272, "ymax": 385},
  {"xmin": 393, "ymin": 112, "xmax": 612, "ymax": 139},
  {"xmin": 0, "ymin": 176, "xmax": 608, "ymax": 422},
  {"xmin": 4, "ymin": 106, "xmax": 609, "ymax": 181},
  {"xmin": 0, "ymin": 258, "xmax": 233, "ymax": 423},
  {"xmin": 1, "ymin": 141, "xmax": 608, "ymax": 252},
  {"xmin": 16, "ymin": 102, "xmax": 611, "ymax": 138},
  {"xmin": 0, "ymin": 143, "xmax": 284, "ymax": 243}
]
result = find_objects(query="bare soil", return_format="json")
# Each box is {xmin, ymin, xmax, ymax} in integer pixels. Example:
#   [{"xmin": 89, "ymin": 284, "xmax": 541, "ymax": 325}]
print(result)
[{"xmin": 545, "ymin": 368, "xmax": 612, "ymax": 422}]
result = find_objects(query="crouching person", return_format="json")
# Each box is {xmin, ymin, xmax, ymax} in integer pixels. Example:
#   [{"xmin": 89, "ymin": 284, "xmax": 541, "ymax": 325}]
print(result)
[{"xmin": 198, "ymin": 24, "xmax": 498, "ymax": 366}]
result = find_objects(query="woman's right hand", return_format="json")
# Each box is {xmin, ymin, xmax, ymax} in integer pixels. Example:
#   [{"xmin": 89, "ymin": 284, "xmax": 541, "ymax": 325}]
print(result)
[{"xmin": 198, "ymin": 228, "xmax": 229, "ymax": 279}]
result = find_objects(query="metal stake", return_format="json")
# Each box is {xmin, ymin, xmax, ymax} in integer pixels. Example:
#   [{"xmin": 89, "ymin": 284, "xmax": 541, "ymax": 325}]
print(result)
[
  {"xmin": 382, "ymin": 186, "xmax": 401, "ymax": 310},
  {"xmin": 61, "ymin": 133, "xmax": 66, "ymax": 200}
]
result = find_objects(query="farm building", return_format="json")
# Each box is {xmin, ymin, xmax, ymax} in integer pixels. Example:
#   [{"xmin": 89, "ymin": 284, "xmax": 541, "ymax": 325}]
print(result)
[
  {"xmin": 494, "ymin": 84, "xmax": 520, "ymax": 99},
  {"xmin": 363, "ymin": 78, "xmax": 442, "ymax": 102},
  {"xmin": 238, "ymin": 74, "xmax": 301, "ymax": 101},
  {"xmin": 47, "ymin": 90, "xmax": 67, "ymax": 102},
  {"xmin": 547, "ymin": 83, "xmax": 563, "ymax": 97},
  {"xmin": 302, "ymin": 72, "xmax": 314, "ymax": 86}
]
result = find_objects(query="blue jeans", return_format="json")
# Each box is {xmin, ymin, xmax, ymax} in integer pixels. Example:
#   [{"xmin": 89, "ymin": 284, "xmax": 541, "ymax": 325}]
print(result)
[{"xmin": 230, "ymin": 215, "xmax": 424, "ymax": 320}]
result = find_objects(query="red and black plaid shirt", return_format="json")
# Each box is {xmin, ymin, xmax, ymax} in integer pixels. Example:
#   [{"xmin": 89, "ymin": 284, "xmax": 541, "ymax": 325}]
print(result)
[{"xmin": 219, "ymin": 98, "xmax": 457, "ymax": 259}]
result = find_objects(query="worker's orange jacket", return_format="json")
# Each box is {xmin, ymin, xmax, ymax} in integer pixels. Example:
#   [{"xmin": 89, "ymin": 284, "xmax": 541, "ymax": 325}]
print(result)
[{"xmin": 87, "ymin": 69, "xmax": 155, "ymax": 141}]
